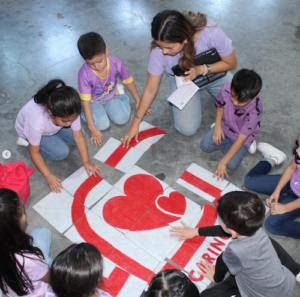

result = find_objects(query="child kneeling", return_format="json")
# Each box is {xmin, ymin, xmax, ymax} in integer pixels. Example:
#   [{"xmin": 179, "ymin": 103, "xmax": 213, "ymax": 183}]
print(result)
[{"xmin": 200, "ymin": 69, "xmax": 262, "ymax": 180}]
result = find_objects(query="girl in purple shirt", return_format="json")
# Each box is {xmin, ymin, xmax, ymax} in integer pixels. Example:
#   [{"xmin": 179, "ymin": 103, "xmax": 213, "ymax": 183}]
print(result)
[
  {"xmin": 122, "ymin": 10, "xmax": 237, "ymax": 147},
  {"xmin": 245, "ymin": 136, "xmax": 300, "ymax": 239},
  {"xmin": 0, "ymin": 189, "xmax": 52, "ymax": 297},
  {"xmin": 15, "ymin": 79, "xmax": 101, "ymax": 193}
]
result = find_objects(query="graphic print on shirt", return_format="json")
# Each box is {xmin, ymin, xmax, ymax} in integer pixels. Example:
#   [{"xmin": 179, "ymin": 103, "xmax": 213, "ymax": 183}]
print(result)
[
  {"xmin": 255, "ymin": 98, "xmax": 261, "ymax": 116},
  {"xmin": 92, "ymin": 82, "xmax": 115, "ymax": 99}
]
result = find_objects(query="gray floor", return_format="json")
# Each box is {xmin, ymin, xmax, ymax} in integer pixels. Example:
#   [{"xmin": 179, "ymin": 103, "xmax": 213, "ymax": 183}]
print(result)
[{"xmin": 1, "ymin": 0, "xmax": 300, "ymax": 295}]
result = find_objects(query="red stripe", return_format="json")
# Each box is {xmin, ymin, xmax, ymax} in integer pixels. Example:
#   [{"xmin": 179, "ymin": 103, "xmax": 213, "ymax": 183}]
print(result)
[
  {"xmin": 105, "ymin": 145, "xmax": 131, "ymax": 167},
  {"xmin": 163, "ymin": 204, "xmax": 217, "ymax": 269},
  {"xmin": 100, "ymin": 267, "xmax": 130, "ymax": 297},
  {"xmin": 180, "ymin": 171, "xmax": 222, "ymax": 203},
  {"xmin": 72, "ymin": 174, "xmax": 153, "ymax": 282},
  {"xmin": 105, "ymin": 128, "xmax": 166, "ymax": 168},
  {"xmin": 129, "ymin": 127, "xmax": 166, "ymax": 147}
]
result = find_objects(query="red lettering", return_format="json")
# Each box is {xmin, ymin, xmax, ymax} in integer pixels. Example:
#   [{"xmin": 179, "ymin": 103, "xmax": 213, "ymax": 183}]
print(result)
[
  {"xmin": 202, "ymin": 253, "xmax": 215, "ymax": 264},
  {"xmin": 207, "ymin": 248, "xmax": 219, "ymax": 256},
  {"xmin": 189, "ymin": 270, "xmax": 202, "ymax": 281},
  {"xmin": 210, "ymin": 238, "xmax": 225, "ymax": 252}
]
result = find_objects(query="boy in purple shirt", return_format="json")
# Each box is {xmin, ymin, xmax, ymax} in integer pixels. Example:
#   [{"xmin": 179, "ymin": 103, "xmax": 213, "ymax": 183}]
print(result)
[
  {"xmin": 200, "ymin": 69, "xmax": 263, "ymax": 180},
  {"xmin": 77, "ymin": 32, "xmax": 150, "ymax": 146}
]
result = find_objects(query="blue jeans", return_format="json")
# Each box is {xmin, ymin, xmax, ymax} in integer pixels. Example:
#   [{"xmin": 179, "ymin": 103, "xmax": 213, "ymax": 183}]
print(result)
[
  {"xmin": 81, "ymin": 94, "xmax": 130, "ymax": 130},
  {"xmin": 200, "ymin": 127, "xmax": 248, "ymax": 170},
  {"xmin": 39, "ymin": 127, "xmax": 77, "ymax": 161},
  {"xmin": 169, "ymin": 72, "xmax": 233, "ymax": 136},
  {"xmin": 30, "ymin": 228, "xmax": 53, "ymax": 266},
  {"xmin": 245, "ymin": 159, "xmax": 300, "ymax": 239}
]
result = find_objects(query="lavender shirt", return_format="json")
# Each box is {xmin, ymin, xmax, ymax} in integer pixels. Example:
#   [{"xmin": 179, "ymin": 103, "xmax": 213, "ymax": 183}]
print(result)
[
  {"xmin": 78, "ymin": 55, "xmax": 133, "ymax": 102},
  {"xmin": 148, "ymin": 19, "xmax": 233, "ymax": 76},
  {"xmin": 15, "ymin": 99, "xmax": 81, "ymax": 146},
  {"xmin": 290, "ymin": 157, "xmax": 300, "ymax": 197},
  {"xmin": 215, "ymin": 83, "xmax": 263, "ymax": 148},
  {"xmin": 45, "ymin": 287, "xmax": 112, "ymax": 297},
  {"xmin": 6, "ymin": 254, "xmax": 49, "ymax": 297}
]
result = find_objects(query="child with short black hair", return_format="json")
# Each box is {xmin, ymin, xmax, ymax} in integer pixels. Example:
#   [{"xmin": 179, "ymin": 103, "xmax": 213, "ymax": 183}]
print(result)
[
  {"xmin": 46, "ymin": 243, "xmax": 111, "ymax": 297},
  {"xmin": 77, "ymin": 32, "xmax": 150, "ymax": 146},
  {"xmin": 171, "ymin": 191, "xmax": 296, "ymax": 297},
  {"xmin": 200, "ymin": 69, "xmax": 263, "ymax": 180}
]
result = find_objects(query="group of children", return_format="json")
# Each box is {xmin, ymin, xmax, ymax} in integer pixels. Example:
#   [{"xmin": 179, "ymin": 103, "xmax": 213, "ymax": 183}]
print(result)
[{"xmin": 9, "ymin": 9, "xmax": 300, "ymax": 297}]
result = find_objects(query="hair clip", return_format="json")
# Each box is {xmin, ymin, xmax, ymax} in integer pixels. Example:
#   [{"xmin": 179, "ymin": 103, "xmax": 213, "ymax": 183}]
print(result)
[{"xmin": 56, "ymin": 83, "xmax": 62, "ymax": 89}]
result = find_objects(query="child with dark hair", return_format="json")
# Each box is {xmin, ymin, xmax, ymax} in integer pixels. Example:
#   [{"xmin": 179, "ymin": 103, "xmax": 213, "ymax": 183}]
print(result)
[
  {"xmin": 0, "ymin": 189, "xmax": 52, "ymax": 297},
  {"xmin": 200, "ymin": 69, "xmax": 263, "ymax": 180},
  {"xmin": 245, "ymin": 137, "xmax": 300, "ymax": 239},
  {"xmin": 77, "ymin": 32, "xmax": 150, "ymax": 146},
  {"xmin": 171, "ymin": 191, "xmax": 296, "ymax": 297},
  {"xmin": 15, "ymin": 79, "xmax": 101, "ymax": 193},
  {"xmin": 145, "ymin": 269, "xmax": 199, "ymax": 297},
  {"xmin": 46, "ymin": 243, "xmax": 111, "ymax": 297}
]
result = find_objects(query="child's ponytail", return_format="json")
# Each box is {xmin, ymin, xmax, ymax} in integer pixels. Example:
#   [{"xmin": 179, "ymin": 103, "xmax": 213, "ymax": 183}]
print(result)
[
  {"xmin": 34, "ymin": 79, "xmax": 66, "ymax": 105},
  {"xmin": 34, "ymin": 79, "xmax": 81, "ymax": 118}
]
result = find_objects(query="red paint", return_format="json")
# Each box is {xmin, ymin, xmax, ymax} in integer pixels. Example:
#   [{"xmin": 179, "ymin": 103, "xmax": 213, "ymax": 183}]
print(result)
[
  {"xmin": 105, "ymin": 145, "xmax": 131, "ymax": 167},
  {"xmin": 103, "ymin": 175, "xmax": 186, "ymax": 230},
  {"xmin": 129, "ymin": 128, "xmax": 166, "ymax": 147},
  {"xmin": 99, "ymin": 266, "xmax": 130, "ymax": 297},
  {"xmin": 72, "ymin": 175, "xmax": 154, "ymax": 283},
  {"xmin": 156, "ymin": 191, "xmax": 186, "ymax": 215},
  {"xmin": 180, "ymin": 171, "xmax": 222, "ymax": 204},
  {"xmin": 162, "ymin": 204, "xmax": 217, "ymax": 271},
  {"xmin": 105, "ymin": 128, "xmax": 166, "ymax": 168}
]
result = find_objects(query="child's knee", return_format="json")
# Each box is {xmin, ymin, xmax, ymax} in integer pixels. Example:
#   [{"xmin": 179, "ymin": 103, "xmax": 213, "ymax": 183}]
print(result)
[
  {"xmin": 57, "ymin": 146, "xmax": 70, "ymax": 160},
  {"xmin": 244, "ymin": 173, "xmax": 254, "ymax": 190},
  {"xmin": 113, "ymin": 112, "xmax": 130, "ymax": 125},
  {"xmin": 176, "ymin": 124, "xmax": 200, "ymax": 137},
  {"xmin": 226, "ymin": 161, "xmax": 240, "ymax": 170},
  {"xmin": 264, "ymin": 216, "xmax": 280, "ymax": 235},
  {"xmin": 94, "ymin": 118, "xmax": 110, "ymax": 131}
]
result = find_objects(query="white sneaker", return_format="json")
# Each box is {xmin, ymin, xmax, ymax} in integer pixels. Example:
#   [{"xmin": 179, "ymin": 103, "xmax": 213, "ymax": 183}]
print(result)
[
  {"xmin": 248, "ymin": 140, "xmax": 257, "ymax": 154},
  {"xmin": 16, "ymin": 136, "xmax": 29, "ymax": 147},
  {"xmin": 257, "ymin": 142, "xmax": 287, "ymax": 165},
  {"xmin": 211, "ymin": 123, "xmax": 215, "ymax": 128}
]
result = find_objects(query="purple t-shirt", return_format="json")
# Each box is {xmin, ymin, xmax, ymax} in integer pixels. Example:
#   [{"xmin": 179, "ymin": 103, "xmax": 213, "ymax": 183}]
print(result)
[
  {"xmin": 78, "ymin": 55, "xmax": 133, "ymax": 102},
  {"xmin": 290, "ymin": 157, "xmax": 300, "ymax": 196},
  {"xmin": 148, "ymin": 19, "xmax": 233, "ymax": 76},
  {"xmin": 215, "ymin": 83, "xmax": 263, "ymax": 148},
  {"xmin": 15, "ymin": 99, "xmax": 81, "ymax": 146},
  {"xmin": 45, "ymin": 287, "xmax": 112, "ymax": 297},
  {"xmin": 6, "ymin": 253, "xmax": 49, "ymax": 297}
]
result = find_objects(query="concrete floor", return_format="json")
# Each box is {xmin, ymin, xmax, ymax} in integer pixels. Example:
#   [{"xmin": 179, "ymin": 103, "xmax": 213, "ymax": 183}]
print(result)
[{"xmin": 1, "ymin": 0, "xmax": 300, "ymax": 295}]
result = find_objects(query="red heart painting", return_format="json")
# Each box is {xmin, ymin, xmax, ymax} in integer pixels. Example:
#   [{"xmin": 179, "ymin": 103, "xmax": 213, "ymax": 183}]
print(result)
[{"xmin": 103, "ymin": 174, "xmax": 186, "ymax": 231}]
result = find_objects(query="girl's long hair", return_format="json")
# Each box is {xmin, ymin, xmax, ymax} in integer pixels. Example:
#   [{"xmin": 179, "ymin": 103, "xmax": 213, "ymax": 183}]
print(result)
[
  {"xmin": 151, "ymin": 10, "xmax": 207, "ymax": 71},
  {"xmin": 0, "ymin": 189, "xmax": 44, "ymax": 296},
  {"xmin": 34, "ymin": 79, "xmax": 81, "ymax": 118}
]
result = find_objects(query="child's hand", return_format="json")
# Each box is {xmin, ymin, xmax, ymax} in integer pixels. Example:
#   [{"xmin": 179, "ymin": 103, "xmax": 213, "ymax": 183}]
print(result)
[
  {"xmin": 266, "ymin": 192, "xmax": 280, "ymax": 206},
  {"xmin": 213, "ymin": 162, "xmax": 228, "ymax": 181},
  {"xmin": 197, "ymin": 260, "xmax": 215, "ymax": 282},
  {"xmin": 46, "ymin": 174, "xmax": 63, "ymax": 193},
  {"xmin": 84, "ymin": 162, "xmax": 102, "ymax": 176},
  {"xmin": 90, "ymin": 128, "xmax": 103, "ymax": 146},
  {"xmin": 213, "ymin": 126, "xmax": 225, "ymax": 145},
  {"xmin": 135, "ymin": 102, "xmax": 152, "ymax": 115},
  {"xmin": 169, "ymin": 221, "xmax": 198, "ymax": 241},
  {"xmin": 270, "ymin": 202, "xmax": 288, "ymax": 215}
]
